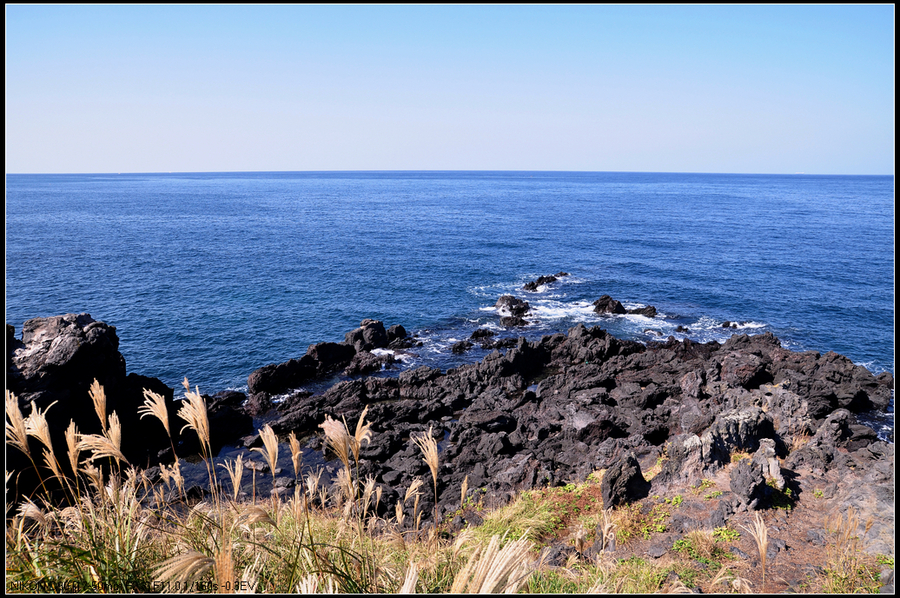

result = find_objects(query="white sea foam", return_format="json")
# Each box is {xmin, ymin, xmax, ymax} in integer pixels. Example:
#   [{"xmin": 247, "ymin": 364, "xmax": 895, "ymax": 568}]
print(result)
[
  {"xmin": 526, "ymin": 300, "xmax": 596, "ymax": 322},
  {"xmin": 735, "ymin": 321, "xmax": 766, "ymax": 329},
  {"xmin": 372, "ymin": 348, "xmax": 417, "ymax": 363}
]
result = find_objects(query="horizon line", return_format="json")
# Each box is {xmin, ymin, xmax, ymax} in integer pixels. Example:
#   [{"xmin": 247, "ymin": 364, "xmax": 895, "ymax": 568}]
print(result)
[{"xmin": 6, "ymin": 169, "xmax": 894, "ymax": 177}]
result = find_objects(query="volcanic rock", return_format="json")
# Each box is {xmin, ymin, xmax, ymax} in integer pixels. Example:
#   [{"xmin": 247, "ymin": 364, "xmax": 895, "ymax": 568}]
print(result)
[
  {"xmin": 601, "ymin": 452, "xmax": 651, "ymax": 507},
  {"xmin": 522, "ymin": 272, "xmax": 569, "ymax": 291},
  {"xmin": 592, "ymin": 295, "xmax": 627, "ymax": 315},
  {"xmin": 495, "ymin": 295, "xmax": 531, "ymax": 317},
  {"xmin": 6, "ymin": 314, "xmax": 178, "ymax": 504}
]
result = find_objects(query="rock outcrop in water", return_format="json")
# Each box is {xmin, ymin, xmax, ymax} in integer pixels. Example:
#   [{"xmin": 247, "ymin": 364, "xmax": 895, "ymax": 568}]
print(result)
[
  {"xmin": 522, "ymin": 272, "xmax": 569, "ymax": 291},
  {"xmin": 245, "ymin": 318, "xmax": 410, "ymax": 407},
  {"xmin": 593, "ymin": 294, "xmax": 658, "ymax": 317}
]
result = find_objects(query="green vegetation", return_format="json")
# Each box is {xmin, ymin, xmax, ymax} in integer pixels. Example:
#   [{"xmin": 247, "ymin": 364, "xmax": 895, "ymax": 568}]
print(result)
[{"xmin": 712, "ymin": 526, "xmax": 741, "ymax": 543}]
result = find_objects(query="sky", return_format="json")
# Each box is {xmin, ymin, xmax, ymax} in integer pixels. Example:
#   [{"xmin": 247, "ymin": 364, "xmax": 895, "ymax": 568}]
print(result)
[{"xmin": 5, "ymin": 5, "xmax": 895, "ymax": 175}]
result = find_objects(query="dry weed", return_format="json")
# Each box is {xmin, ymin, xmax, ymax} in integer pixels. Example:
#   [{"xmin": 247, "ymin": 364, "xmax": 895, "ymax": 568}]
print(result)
[
  {"xmin": 412, "ymin": 425, "xmax": 439, "ymax": 527},
  {"xmin": 740, "ymin": 512, "xmax": 768, "ymax": 585}
]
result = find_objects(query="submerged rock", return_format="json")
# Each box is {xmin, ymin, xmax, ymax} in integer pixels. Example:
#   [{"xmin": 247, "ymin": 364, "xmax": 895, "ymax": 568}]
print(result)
[{"xmin": 523, "ymin": 272, "xmax": 569, "ymax": 291}]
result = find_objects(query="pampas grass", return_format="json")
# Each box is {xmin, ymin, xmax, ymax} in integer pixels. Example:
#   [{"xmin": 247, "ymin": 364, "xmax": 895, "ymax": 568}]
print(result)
[
  {"xmin": 138, "ymin": 388, "xmax": 172, "ymax": 439},
  {"xmin": 449, "ymin": 534, "xmax": 536, "ymax": 593},
  {"xmin": 177, "ymin": 381, "xmax": 211, "ymax": 459},
  {"xmin": 78, "ymin": 420, "xmax": 128, "ymax": 468},
  {"xmin": 64, "ymin": 421, "xmax": 81, "ymax": 479},
  {"xmin": 412, "ymin": 425, "xmax": 439, "ymax": 528},
  {"xmin": 741, "ymin": 512, "xmax": 768, "ymax": 585},
  {"xmin": 252, "ymin": 424, "xmax": 279, "ymax": 479},
  {"xmin": 6, "ymin": 390, "xmax": 31, "ymax": 459},
  {"xmin": 154, "ymin": 550, "xmax": 216, "ymax": 585},
  {"xmin": 595, "ymin": 508, "xmax": 616, "ymax": 552},
  {"xmin": 220, "ymin": 454, "xmax": 246, "ymax": 502},
  {"xmin": 289, "ymin": 431, "xmax": 302, "ymax": 479},
  {"xmin": 351, "ymin": 405, "xmax": 373, "ymax": 465},
  {"xmin": 89, "ymin": 379, "xmax": 107, "ymax": 433},
  {"xmin": 398, "ymin": 562, "xmax": 419, "ymax": 593},
  {"xmin": 24, "ymin": 399, "xmax": 58, "ymax": 454},
  {"xmin": 320, "ymin": 415, "xmax": 351, "ymax": 473}
]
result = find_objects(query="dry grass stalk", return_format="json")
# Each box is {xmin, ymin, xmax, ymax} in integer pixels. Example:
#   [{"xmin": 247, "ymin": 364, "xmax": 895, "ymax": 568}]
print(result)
[
  {"xmin": 236, "ymin": 505, "xmax": 276, "ymax": 529},
  {"xmin": 40, "ymin": 447, "xmax": 64, "ymax": 483},
  {"xmin": 822, "ymin": 505, "xmax": 875, "ymax": 588},
  {"xmin": 451, "ymin": 534, "xmax": 535, "ymax": 593},
  {"xmin": 238, "ymin": 554, "xmax": 262, "ymax": 595},
  {"xmin": 685, "ymin": 529, "xmax": 716, "ymax": 560},
  {"xmin": 460, "ymin": 475, "xmax": 469, "ymax": 507},
  {"xmin": 741, "ymin": 512, "xmax": 768, "ymax": 585},
  {"xmin": 664, "ymin": 579, "xmax": 694, "ymax": 593},
  {"xmin": 80, "ymin": 462, "xmax": 105, "ymax": 494},
  {"xmin": 215, "ymin": 541, "xmax": 234, "ymax": 592},
  {"xmin": 361, "ymin": 476, "xmax": 377, "ymax": 519},
  {"xmin": 412, "ymin": 425, "xmax": 440, "ymax": 526},
  {"xmin": 395, "ymin": 501, "xmax": 406, "ymax": 528},
  {"xmin": 398, "ymin": 562, "xmax": 419, "ymax": 593},
  {"xmin": 154, "ymin": 550, "xmax": 216, "ymax": 585},
  {"xmin": 64, "ymin": 421, "xmax": 81, "ymax": 477},
  {"xmin": 305, "ymin": 468, "xmax": 322, "ymax": 501},
  {"xmin": 178, "ymin": 382, "xmax": 211, "ymax": 458},
  {"xmin": 219, "ymin": 454, "xmax": 245, "ymax": 502},
  {"xmin": 711, "ymin": 566, "xmax": 753, "ymax": 594},
  {"xmin": 139, "ymin": 388, "xmax": 171, "ymax": 438},
  {"xmin": 77, "ymin": 435, "xmax": 126, "ymax": 467},
  {"xmin": 586, "ymin": 577, "xmax": 611, "ymax": 593},
  {"xmin": 335, "ymin": 467, "xmax": 354, "ymax": 507},
  {"xmin": 16, "ymin": 498, "xmax": 50, "ymax": 532},
  {"xmin": 320, "ymin": 415, "xmax": 351, "ymax": 472},
  {"xmin": 350, "ymin": 405, "xmax": 373, "ymax": 464},
  {"xmin": 24, "ymin": 400, "xmax": 57, "ymax": 453},
  {"xmin": 89, "ymin": 379, "xmax": 107, "ymax": 433},
  {"xmin": 571, "ymin": 523, "xmax": 587, "ymax": 554},
  {"xmin": 6, "ymin": 390, "xmax": 31, "ymax": 458},
  {"xmin": 405, "ymin": 478, "xmax": 423, "ymax": 506},
  {"xmin": 106, "ymin": 411, "xmax": 123, "ymax": 455},
  {"xmin": 251, "ymin": 424, "xmax": 279, "ymax": 482},
  {"xmin": 288, "ymin": 431, "xmax": 302, "ymax": 478},
  {"xmin": 296, "ymin": 573, "xmax": 336, "ymax": 594},
  {"xmin": 596, "ymin": 508, "xmax": 616, "ymax": 552}
]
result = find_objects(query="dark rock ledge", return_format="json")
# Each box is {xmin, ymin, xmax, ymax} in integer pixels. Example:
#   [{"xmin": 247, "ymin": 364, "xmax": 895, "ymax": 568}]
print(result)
[{"xmin": 6, "ymin": 312, "xmax": 894, "ymax": 556}]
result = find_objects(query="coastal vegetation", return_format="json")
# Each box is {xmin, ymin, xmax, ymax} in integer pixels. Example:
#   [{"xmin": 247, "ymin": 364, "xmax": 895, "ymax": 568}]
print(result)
[{"xmin": 6, "ymin": 382, "xmax": 890, "ymax": 594}]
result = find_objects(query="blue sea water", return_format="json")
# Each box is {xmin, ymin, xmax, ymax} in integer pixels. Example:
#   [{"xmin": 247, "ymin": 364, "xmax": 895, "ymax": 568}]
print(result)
[{"xmin": 5, "ymin": 171, "xmax": 895, "ymax": 435}]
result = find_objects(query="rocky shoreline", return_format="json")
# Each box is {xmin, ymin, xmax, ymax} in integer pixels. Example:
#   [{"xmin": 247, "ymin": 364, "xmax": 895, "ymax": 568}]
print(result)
[{"xmin": 6, "ymin": 284, "xmax": 895, "ymax": 585}]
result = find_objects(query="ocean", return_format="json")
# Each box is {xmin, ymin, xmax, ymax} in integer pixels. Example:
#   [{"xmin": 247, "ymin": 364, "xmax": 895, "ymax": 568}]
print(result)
[{"xmin": 5, "ymin": 171, "xmax": 894, "ymax": 437}]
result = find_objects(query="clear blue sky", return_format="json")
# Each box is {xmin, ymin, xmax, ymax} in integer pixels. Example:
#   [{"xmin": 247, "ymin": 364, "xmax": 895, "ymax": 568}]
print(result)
[{"xmin": 5, "ymin": 4, "xmax": 895, "ymax": 174}]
